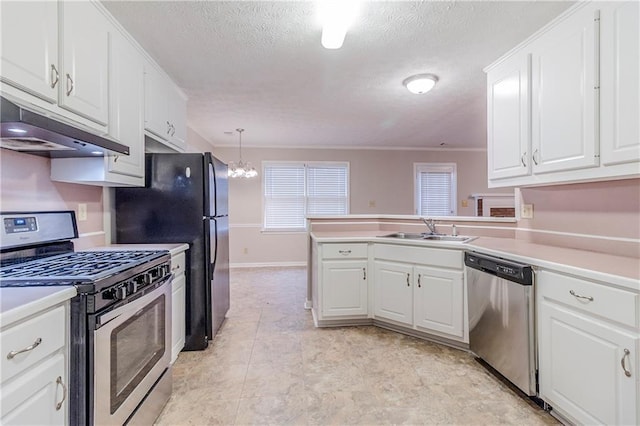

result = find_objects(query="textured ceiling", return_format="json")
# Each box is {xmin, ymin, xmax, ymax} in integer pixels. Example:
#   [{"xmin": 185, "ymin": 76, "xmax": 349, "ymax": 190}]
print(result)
[{"xmin": 102, "ymin": 1, "xmax": 573, "ymax": 149}]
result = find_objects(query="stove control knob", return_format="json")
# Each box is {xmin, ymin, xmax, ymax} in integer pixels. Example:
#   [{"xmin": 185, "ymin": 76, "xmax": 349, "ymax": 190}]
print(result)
[
  {"xmin": 116, "ymin": 286, "xmax": 127, "ymax": 300},
  {"xmin": 144, "ymin": 273, "xmax": 153, "ymax": 285}
]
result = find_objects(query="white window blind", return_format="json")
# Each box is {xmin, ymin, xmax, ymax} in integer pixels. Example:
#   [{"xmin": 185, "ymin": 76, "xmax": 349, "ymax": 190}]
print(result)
[
  {"xmin": 264, "ymin": 165, "xmax": 306, "ymax": 229},
  {"xmin": 415, "ymin": 163, "xmax": 457, "ymax": 216},
  {"xmin": 306, "ymin": 165, "xmax": 348, "ymax": 215},
  {"xmin": 263, "ymin": 162, "xmax": 349, "ymax": 230}
]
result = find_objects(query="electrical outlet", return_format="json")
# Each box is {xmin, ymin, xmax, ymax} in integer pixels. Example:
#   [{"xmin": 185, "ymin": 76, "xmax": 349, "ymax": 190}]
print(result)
[
  {"xmin": 368, "ymin": 200, "xmax": 376, "ymax": 208},
  {"xmin": 461, "ymin": 200, "xmax": 468, "ymax": 208},
  {"xmin": 78, "ymin": 203, "xmax": 88, "ymax": 221},
  {"xmin": 242, "ymin": 248, "xmax": 248, "ymax": 255},
  {"xmin": 521, "ymin": 203, "xmax": 534, "ymax": 219}
]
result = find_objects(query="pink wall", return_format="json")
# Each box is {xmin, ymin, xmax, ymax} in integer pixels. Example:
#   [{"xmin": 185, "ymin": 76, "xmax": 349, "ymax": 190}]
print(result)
[
  {"xmin": 518, "ymin": 179, "xmax": 640, "ymax": 257},
  {"xmin": 209, "ymin": 146, "xmax": 500, "ymax": 265},
  {"xmin": 0, "ymin": 149, "xmax": 105, "ymax": 249}
]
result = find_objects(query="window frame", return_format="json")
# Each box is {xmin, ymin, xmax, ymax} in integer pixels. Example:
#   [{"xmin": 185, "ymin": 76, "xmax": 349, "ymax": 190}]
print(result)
[
  {"xmin": 413, "ymin": 162, "xmax": 457, "ymax": 216},
  {"xmin": 262, "ymin": 160, "xmax": 350, "ymax": 232}
]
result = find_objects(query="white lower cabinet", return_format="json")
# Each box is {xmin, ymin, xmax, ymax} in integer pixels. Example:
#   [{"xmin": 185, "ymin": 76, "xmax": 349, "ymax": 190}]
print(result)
[
  {"xmin": 170, "ymin": 250, "xmax": 187, "ymax": 364},
  {"xmin": 313, "ymin": 243, "xmax": 369, "ymax": 322},
  {"xmin": 537, "ymin": 270, "xmax": 639, "ymax": 425},
  {"xmin": 321, "ymin": 260, "xmax": 368, "ymax": 317},
  {"xmin": 373, "ymin": 244, "xmax": 466, "ymax": 341},
  {"xmin": 1, "ymin": 355, "xmax": 65, "ymax": 426},
  {"xmin": 0, "ymin": 302, "xmax": 69, "ymax": 425},
  {"xmin": 413, "ymin": 266, "xmax": 463, "ymax": 338},
  {"xmin": 373, "ymin": 260, "xmax": 413, "ymax": 326}
]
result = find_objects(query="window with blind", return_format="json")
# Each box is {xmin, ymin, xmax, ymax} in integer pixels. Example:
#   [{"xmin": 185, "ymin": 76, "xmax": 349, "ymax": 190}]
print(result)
[
  {"xmin": 263, "ymin": 162, "xmax": 349, "ymax": 231},
  {"xmin": 414, "ymin": 163, "xmax": 457, "ymax": 216}
]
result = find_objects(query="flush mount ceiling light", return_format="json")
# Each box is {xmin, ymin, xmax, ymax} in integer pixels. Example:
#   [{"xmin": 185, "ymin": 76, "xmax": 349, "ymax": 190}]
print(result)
[
  {"xmin": 228, "ymin": 128, "xmax": 257, "ymax": 179},
  {"xmin": 402, "ymin": 74, "xmax": 439, "ymax": 94},
  {"xmin": 317, "ymin": 1, "xmax": 359, "ymax": 49}
]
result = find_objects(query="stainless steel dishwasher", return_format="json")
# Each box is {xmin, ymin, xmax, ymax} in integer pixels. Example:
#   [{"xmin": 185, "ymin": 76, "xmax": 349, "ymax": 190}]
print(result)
[{"xmin": 465, "ymin": 251, "xmax": 536, "ymax": 396}]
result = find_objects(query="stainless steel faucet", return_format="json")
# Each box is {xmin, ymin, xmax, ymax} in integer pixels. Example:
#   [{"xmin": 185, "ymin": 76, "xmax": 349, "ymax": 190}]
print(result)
[{"xmin": 422, "ymin": 218, "xmax": 437, "ymax": 234}]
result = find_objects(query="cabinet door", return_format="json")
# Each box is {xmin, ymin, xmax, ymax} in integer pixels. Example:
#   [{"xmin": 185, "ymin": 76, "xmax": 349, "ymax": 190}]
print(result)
[
  {"xmin": 108, "ymin": 30, "xmax": 145, "ymax": 180},
  {"xmin": 171, "ymin": 273, "xmax": 186, "ymax": 364},
  {"xmin": 168, "ymin": 87, "xmax": 187, "ymax": 151},
  {"xmin": 321, "ymin": 260, "xmax": 368, "ymax": 317},
  {"xmin": 531, "ymin": 4, "xmax": 599, "ymax": 174},
  {"xmin": 538, "ymin": 301, "xmax": 638, "ymax": 425},
  {"xmin": 0, "ymin": 354, "xmax": 66, "ymax": 425},
  {"xmin": 59, "ymin": 1, "xmax": 109, "ymax": 125},
  {"xmin": 487, "ymin": 52, "xmax": 531, "ymax": 181},
  {"xmin": 373, "ymin": 261, "xmax": 413, "ymax": 326},
  {"xmin": 144, "ymin": 64, "xmax": 170, "ymax": 140},
  {"xmin": 600, "ymin": 1, "xmax": 640, "ymax": 166},
  {"xmin": 413, "ymin": 266, "xmax": 464, "ymax": 338},
  {"xmin": 0, "ymin": 1, "xmax": 58, "ymax": 103}
]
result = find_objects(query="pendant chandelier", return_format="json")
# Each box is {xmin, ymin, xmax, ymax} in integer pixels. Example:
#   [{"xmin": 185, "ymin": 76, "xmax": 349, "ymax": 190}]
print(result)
[{"xmin": 228, "ymin": 128, "xmax": 257, "ymax": 178}]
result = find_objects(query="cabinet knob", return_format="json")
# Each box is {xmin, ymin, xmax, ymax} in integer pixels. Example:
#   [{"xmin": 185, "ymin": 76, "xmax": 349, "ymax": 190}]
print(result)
[
  {"xmin": 50, "ymin": 64, "xmax": 59, "ymax": 89},
  {"xmin": 66, "ymin": 74, "xmax": 74, "ymax": 96},
  {"xmin": 7, "ymin": 337, "xmax": 42, "ymax": 359},
  {"xmin": 621, "ymin": 349, "xmax": 632, "ymax": 377},
  {"xmin": 55, "ymin": 376, "xmax": 67, "ymax": 411}
]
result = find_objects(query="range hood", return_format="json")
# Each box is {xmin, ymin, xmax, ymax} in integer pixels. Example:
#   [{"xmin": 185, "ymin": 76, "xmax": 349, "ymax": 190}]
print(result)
[{"xmin": 0, "ymin": 97, "xmax": 129, "ymax": 158}]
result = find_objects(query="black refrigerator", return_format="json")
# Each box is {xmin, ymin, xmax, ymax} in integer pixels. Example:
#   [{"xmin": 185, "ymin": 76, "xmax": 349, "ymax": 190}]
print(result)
[{"xmin": 115, "ymin": 152, "xmax": 229, "ymax": 351}]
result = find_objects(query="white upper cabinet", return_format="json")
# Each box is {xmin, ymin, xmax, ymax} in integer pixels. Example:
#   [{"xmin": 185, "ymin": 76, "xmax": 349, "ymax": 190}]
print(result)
[
  {"xmin": 106, "ymin": 29, "xmax": 145, "ymax": 183},
  {"xmin": 0, "ymin": 0, "xmax": 109, "ymax": 129},
  {"xmin": 599, "ymin": 1, "xmax": 640, "ymax": 166},
  {"xmin": 485, "ymin": 1, "xmax": 639, "ymax": 188},
  {"xmin": 144, "ymin": 63, "xmax": 187, "ymax": 152},
  {"xmin": 59, "ymin": 1, "xmax": 109, "ymax": 125},
  {"xmin": 487, "ymin": 52, "xmax": 531, "ymax": 180},
  {"xmin": 530, "ymin": 4, "xmax": 599, "ymax": 175},
  {"xmin": 0, "ymin": 1, "xmax": 58, "ymax": 103},
  {"xmin": 50, "ymin": 6, "xmax": 145, "ymax": 187}
]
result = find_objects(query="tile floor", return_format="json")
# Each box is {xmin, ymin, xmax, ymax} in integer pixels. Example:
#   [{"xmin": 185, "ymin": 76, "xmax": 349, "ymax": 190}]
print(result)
[{"xmin": 155, "ymin": 267, "xmax": 557, "ymax": 425}]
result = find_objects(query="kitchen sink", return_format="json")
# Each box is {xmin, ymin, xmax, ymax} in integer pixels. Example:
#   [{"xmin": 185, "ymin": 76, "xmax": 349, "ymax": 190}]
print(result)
[{"xmin": 379, "ymin": 232, "xmax": 476, "ymax": 243}]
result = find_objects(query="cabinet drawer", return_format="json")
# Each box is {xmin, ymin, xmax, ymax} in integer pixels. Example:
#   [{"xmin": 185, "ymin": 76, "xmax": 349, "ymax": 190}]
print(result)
[
  {"xmin": 321, "ymin": 243, "xmax": 368, "ymax": 259},
  {"xmin": 374, "ymin": 244, "xmax": 462, "ymax": 269},
  {"xmin": 171, "ymin": 251, "xmax": 186, "ymax": 276},
  {"xmin": 538, "ymin": 270, "xmax": 638, "ymax": 327},
  {"xmin": 1, "ymin": 306, "xmax": 65, "ymax": 383}
]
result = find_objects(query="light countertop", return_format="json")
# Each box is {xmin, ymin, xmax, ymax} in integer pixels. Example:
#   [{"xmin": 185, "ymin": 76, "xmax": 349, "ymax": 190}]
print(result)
[
  {"xmin": 88, "ymin": 243, "xmax": 189, "ymax": 256},
  {"xmin": 0, "ymin": 286, "xmax": 76, "ymax": 326},
  {"xmin": 310, "ymin": 231, "xmax": 640, "ymax": 291}
]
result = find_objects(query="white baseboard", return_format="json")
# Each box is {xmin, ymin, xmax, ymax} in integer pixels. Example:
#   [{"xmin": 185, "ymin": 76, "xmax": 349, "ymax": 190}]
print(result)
[{"xmin": 230, "ymin": 261, "xmax": 307, "ymax": 269}]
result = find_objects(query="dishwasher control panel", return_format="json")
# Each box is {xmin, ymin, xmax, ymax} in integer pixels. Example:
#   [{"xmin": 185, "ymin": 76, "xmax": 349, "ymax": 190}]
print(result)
[{"xmin": 464, "ymin": 252, "xmax": 533, "ymax": 285}]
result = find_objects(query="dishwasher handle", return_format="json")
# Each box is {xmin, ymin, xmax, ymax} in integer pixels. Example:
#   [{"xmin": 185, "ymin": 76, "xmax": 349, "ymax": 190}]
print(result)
[{"xmin": 464, "ymin": 251, "xmax": 533, "ymax": 286}]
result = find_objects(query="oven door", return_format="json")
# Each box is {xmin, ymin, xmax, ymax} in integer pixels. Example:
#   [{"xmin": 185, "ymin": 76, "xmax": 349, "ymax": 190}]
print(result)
[{"xmin": 93, "ymin": 277, "xmax": 172, "ymax": 425}]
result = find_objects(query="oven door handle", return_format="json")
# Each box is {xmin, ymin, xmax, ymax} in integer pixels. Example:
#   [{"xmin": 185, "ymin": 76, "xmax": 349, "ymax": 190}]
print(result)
[{"xmin": 96, "ymin": 275, "xmax": 172, "ymax": 328}]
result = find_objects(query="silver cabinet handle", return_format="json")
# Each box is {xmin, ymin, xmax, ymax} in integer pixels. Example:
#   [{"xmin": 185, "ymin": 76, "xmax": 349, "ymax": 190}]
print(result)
[
  {"xmin": 65, "ymin": 73, "xmax": 74, "ymax": 96},
  {"xmin": 406, "ymin": 273, "xmax": 410, "ymax": 287},
  {"xmin": 621, "ymin": 349, "xmax": 632, "ymax": 377},
  {"xmin": 167, "ymin": 121, "xmax": 171, "ymax": 134},
  {"xmin": 172, "ymin": 264, "xmax": 180, "ymax": 271},
  {"xmin": 362, "ymin": 267, "xmax": 366, "ymax": 280},
  {"xmin": 113, "ymin": 155, "xmax": 119, "ymax": 163},
  {"xmin": 170, "ymin": 124, "xmax": 176, "ymax": 136},
  {"xmin": 7, "ymin": 337, "xmax": 42, "ymax": 359},
  {"xmin": 569, "ymin": 290, "xmax": 594, "ymax": 302},
  {"xmin": 338, "ymin": 250, "xmax": 351, "ymax": 255},
  {"xmin": 532, "ymin": 149, "xmax": 539, "ymax": 165},
  {"xmin": 417, "ymin": 274, "xmax": 422, "ymax": 288},
  {"xmin": 55, "ymin": 376, "xmax": 67, "ymax": 410},
  {"xmin": 50, "ymin": 64, "xmax": 59, "ymax": 89},
  {"xmin": 521, "ymin": 152, "xmax": 527, "ymax": 167}
]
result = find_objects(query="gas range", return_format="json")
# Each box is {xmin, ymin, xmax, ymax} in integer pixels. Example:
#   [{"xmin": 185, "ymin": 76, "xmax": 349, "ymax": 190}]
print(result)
[{"xmin": 1, "ymin": 211, "xmax": 174, "ymax": 425}]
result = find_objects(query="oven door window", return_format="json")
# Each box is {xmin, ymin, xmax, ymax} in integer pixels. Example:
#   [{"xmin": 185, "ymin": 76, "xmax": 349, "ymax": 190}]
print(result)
[{"xmin": 110, "ymin": 294, "xmax": 166, "ymax": 414}]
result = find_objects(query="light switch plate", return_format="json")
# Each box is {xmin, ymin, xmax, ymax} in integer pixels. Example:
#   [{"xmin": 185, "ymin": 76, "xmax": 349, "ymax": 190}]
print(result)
[
  {"xmin": 521, "ymin": 204, "xmax": 534, "ymax": 219},
  {"xmin": 78, "ymin": 203, "xmax": 87, "ymax": 221}
]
